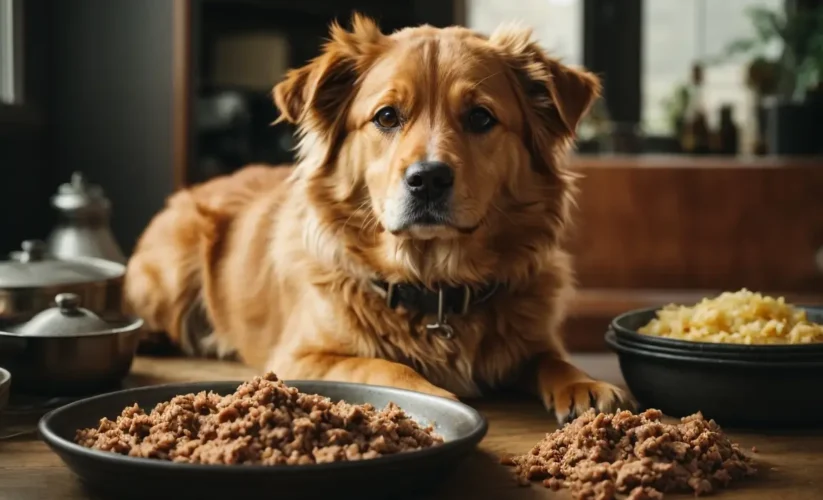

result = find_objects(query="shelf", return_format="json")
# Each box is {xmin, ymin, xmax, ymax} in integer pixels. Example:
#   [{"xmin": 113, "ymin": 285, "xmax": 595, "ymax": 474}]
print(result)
[{"xmin": 570, "ymin": 154, "xmax": 823, "ymax": 170}]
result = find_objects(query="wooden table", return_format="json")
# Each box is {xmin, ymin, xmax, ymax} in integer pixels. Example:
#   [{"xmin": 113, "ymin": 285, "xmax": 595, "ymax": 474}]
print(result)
[{"xmin": 1, "ymin": 354, "xmax": 821, "ymax": 500}]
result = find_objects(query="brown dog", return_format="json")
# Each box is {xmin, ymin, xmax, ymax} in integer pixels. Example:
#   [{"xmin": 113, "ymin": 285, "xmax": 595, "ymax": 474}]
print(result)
[{"xmin": 125, "ymin": 15, "xmax": 632, "ymax": 423}]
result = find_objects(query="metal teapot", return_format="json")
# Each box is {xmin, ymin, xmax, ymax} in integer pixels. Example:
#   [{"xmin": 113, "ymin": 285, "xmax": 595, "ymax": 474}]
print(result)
[{"xmin": 45, "ymin": 172, "xmax": 126, "ymax": 264}]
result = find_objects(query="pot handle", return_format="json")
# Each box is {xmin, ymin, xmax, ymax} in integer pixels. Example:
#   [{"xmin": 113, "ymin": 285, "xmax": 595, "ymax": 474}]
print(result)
[{"xmin": 10, "ymin": 240, "xmax": 48, "ymax": 262}]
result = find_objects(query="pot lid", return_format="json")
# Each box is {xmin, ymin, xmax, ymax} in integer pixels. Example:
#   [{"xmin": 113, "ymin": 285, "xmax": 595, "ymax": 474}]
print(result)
[
  {"xmin": 51, "ymin": 172, "xmax": 111, "ymax": 214},
  {"xmin": 0, "ymin": 240, "xmax": 124, "ymax": 288},
  {"xmin": 13, "ymin": 293, "xmax": 113, "ymax": 336}
]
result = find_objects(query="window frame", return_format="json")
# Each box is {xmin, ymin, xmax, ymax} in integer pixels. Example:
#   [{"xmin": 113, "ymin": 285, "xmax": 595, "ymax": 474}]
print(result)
[
  {"xmin": 0, "ymin": 0, "xmax": 42, "ymax": 127},
  {"xmin": 456, "ymin": 0, "xmax": 644, "ymax": 132},
  {"xmin": 583, "ymin": 0, "xmax": 643, "ymax": 129}
]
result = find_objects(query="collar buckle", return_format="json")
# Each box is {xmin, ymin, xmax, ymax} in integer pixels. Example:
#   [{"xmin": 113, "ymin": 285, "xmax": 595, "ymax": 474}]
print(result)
[
  {"xmin": 425, "ymin": 287, "xmax": 462, "ymax": 340},
  {"xmin": 377, "ymin": 279, "xmax": 496, "ymax": 341}
]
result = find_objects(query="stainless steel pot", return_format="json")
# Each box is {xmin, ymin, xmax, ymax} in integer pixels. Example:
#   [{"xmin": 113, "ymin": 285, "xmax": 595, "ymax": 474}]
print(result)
[
  {"xmin": 46, "ymin": 172, "xmax": 127, "ymax": 264},
  {"xmin": 0, "ymin": 293, "xmax": 142, "ymax": 396},
  {"xmin": 0, "ymin": 239, "xmax": 125, "ymax": 325}
]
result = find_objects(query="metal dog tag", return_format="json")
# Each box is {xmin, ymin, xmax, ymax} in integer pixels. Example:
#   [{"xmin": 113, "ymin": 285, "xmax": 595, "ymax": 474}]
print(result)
[
  {"xmin": 426, "ymin": 321, "xmax": 455, "ymax": 340},
  {"xmin": 426, "ymin": 289, "xmax": 456, "ymax": 339}
]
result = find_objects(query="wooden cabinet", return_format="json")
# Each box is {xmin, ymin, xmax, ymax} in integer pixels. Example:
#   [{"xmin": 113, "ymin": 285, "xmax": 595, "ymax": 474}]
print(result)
[{"xmin": 563, "ymin": 155, "xmax": 823, "ymax": 351}]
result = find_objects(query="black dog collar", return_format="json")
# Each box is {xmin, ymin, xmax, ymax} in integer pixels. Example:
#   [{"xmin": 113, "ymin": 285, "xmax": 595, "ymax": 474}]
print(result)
[{"xmin": 370, "ymin": 279, "xmax": 500, "ymax": 339}]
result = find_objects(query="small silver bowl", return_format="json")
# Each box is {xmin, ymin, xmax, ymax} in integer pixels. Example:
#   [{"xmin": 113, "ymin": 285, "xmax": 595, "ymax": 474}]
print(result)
[{"xmin": 0, "ymin": 293, "xmax": 142, "ymax": 397}]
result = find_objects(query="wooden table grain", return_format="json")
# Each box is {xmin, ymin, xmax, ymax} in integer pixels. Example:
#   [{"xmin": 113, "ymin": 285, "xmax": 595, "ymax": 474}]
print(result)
[{"xmin": 1, "ymin": 354, "xmax": 821, "ymax": 500}]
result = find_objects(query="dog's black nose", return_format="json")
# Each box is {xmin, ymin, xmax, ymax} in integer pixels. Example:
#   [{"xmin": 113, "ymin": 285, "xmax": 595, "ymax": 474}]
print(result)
[{"xmin": 404, "ymin": 161, "xmax": 454, "ymax": 201}]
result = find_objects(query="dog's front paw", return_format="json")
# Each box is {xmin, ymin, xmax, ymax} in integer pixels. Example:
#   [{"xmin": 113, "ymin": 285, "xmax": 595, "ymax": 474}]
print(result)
[
  {"xmin": 414, "ymin": 381, "xmax": 460, "ymax": 401},
  {"xmin": 542, "ymin": 379, "xmax": 634, "ymax": 424}
]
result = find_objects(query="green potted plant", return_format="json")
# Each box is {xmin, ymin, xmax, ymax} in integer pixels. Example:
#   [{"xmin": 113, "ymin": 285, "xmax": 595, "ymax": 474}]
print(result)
[{"xmin": 718, "ymin": 4, "xmax": 823, "ymax": 154}]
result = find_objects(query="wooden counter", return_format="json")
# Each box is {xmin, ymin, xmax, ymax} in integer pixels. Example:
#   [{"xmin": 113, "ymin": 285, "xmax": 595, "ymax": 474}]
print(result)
[{"xmin": 1, "ymin": 354, "xmax": 821, "ymax": 499}]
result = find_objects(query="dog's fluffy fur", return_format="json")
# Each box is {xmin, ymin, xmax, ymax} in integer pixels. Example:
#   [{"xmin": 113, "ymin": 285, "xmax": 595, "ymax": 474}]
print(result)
[{"xmin": 125, "ymin": 16, "xmax": 631, "ymax": 422}]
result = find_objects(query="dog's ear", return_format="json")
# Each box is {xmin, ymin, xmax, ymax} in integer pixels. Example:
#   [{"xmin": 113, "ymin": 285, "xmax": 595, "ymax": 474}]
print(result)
[
  {"xmin": 273, "ymin": 14, "xmax": 386, "ymax": 128},
  {"xmin": 489, "ymin": 24, "xmax": 601, "ymax": 140}
]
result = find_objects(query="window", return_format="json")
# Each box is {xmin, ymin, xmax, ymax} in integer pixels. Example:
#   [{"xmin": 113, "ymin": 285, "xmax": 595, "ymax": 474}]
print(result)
[
  {"xmin": 642, "ymin": 0, "xmax": 784, "ymax": 135},
  {"xmin": 464, "ymin": 0, "xmax": 584, "ymax": 67},
  {"xmin": 0, "ymin": 0, "xmax": 23, "ymax": 105}
]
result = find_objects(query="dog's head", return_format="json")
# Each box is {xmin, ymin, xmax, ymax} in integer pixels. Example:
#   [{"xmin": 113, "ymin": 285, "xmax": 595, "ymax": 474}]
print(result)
[{"xmin": 274, "ymin": 15, "xmax": 599, "ymax": 285}]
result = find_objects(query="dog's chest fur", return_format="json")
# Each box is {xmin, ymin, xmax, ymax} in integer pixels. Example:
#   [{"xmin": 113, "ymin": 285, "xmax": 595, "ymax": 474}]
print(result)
[{"xmin": 331, "ymin": 284, "xmax": 536, "ymax": 398}]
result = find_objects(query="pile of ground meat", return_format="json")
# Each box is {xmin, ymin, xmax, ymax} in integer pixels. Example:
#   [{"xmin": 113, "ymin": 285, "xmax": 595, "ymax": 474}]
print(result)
[
  {"xmin": 75, "ymin": 372, "xmax": 444, "ymax": 465},
  {"xmin": 501, "ymin": 409, "xmax": 756, "ymax": 500}
]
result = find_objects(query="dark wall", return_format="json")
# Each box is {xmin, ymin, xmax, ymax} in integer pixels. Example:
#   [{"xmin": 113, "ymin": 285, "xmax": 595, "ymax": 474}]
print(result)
[
  {"xmin": 0, "ymin": 0, "xmax": 53, "ymax": 255},
  {"xmin": 51, "ymin": 0, "xmax": 178, "ymax": 255}
]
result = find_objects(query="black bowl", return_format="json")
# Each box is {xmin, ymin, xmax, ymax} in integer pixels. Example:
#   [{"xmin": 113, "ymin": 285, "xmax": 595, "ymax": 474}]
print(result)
[
  {"xmin": 611, "ymin": 306, "xmax": 823, "ymax": 361},
  {"xmin": 605, "ymin": 330, "xmax": 823, "ymax": 427},
  {"xmin": 609, "ymin": 326, "xmax": 823, "ymax": 362},
  {"xmin": 39, "ymin": 380, "xmax": 488, "ymax": 500}
]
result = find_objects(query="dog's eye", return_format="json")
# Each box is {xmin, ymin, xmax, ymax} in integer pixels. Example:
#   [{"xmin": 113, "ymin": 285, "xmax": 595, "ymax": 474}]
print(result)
[
  {"xmin": 466, "ymin": 107, "xmax": 497, "ymax": 133},
  {"xmin": 373, "ymin": 106, "xmax": 401, "ymax": 130}
]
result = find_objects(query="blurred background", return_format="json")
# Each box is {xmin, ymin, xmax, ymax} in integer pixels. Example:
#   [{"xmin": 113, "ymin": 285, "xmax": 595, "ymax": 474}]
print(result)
[{"xmin": 1, "ymin": 0, "xmax": 822, "ymax": 352}]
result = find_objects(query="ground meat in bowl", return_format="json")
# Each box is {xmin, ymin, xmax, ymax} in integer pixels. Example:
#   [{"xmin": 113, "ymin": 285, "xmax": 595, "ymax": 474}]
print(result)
[
  {"xmin": 75, "ymin": 372, "xmax": 444, "ymax": 465},
  {"xmin": 501, "ymin": 409, "xmax": 756, "ymax": 500}
]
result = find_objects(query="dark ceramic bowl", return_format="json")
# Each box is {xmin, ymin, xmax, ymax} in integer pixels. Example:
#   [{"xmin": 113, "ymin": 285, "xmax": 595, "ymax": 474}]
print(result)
[
  {"xmin": 39, "ymin": 380, "xmax": 488, "ymax": 500},
  {"xmin": 611, "ymin": 307, "xmax": 823, "ymax": 361},
  {"xmin": 605, "ymin": 329, "xmax": 823, "ymax": 427}
]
